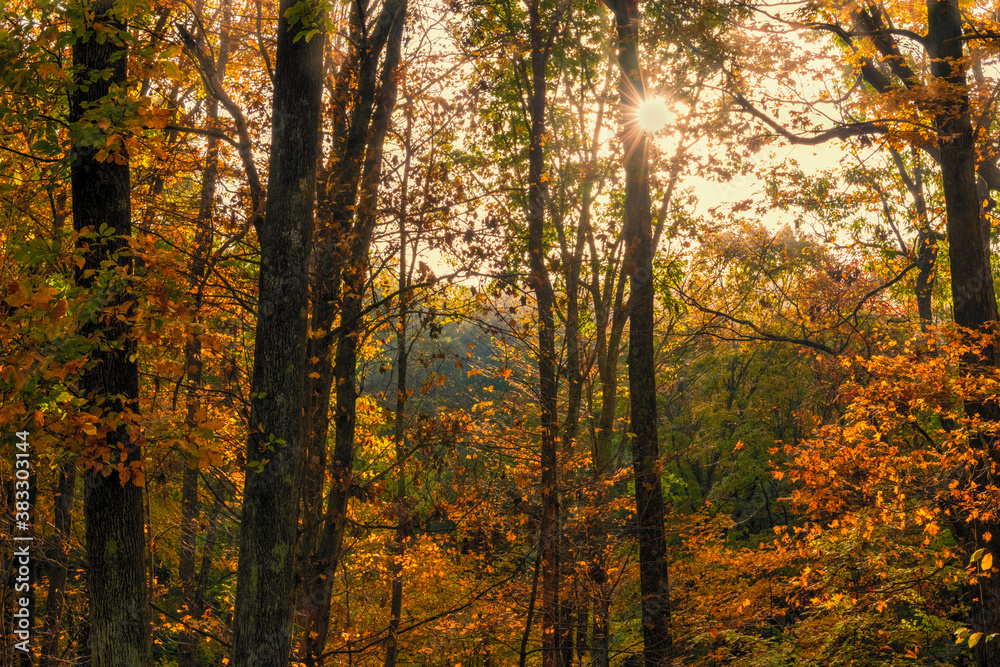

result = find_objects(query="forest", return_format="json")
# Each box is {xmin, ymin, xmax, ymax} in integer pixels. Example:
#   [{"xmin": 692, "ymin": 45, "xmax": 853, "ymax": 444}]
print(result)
[{"xmin": 2, "ymin": 0, "xmax": 1000, "ymax": 665}]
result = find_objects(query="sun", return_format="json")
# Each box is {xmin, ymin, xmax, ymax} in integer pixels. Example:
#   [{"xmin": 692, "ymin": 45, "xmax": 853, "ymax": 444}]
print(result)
[{"xmin": 637, "ymin": 97, "xmax": 671, "ymax": 133}]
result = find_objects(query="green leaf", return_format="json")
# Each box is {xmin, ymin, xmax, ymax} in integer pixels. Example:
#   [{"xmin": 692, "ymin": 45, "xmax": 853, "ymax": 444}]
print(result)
[{"xmin": 971, "ymin": 548, "xmax": 985, "ymax": 564}]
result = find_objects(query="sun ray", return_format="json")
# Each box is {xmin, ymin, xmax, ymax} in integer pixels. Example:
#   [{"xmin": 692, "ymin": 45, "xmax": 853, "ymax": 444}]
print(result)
[{"xmin": 637, "ymin": 97, "xmax": 672, "ymax": 133}]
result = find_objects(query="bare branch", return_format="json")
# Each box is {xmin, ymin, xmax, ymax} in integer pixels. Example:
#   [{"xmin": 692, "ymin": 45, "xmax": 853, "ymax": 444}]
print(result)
[
  {"xmin": 732, "ymin": 92, "xmax": 888, "ymax": 145},
  {"xmin": 177, "ymin": 23, "xmax": 264, "ymax": 232},
  {"xmin": 164, "ymin": 124, "xmax": 238, "ymax": 148}
]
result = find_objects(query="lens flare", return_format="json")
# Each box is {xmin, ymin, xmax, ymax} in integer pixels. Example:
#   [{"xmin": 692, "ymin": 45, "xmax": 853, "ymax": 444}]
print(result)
[{"xmin": 637, "ymin": 97, "xmax": 671, "ymax": 133}]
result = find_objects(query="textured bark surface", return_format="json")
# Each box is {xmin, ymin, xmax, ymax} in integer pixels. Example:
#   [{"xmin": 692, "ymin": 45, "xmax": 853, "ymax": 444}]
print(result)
[
  {"xmin": 526, "ymin": 0, "xmax": 561, "ymax": 660},
  {"xmin": 229, "ymin": 0, "xmax": 324, "ymax": 663},
  {"xmin": 70, "ymin": 2, "xmax": 150, "ymax": 665},
  {"xmin": 300, "ymin": 3, "xmax": 408, "ymax": 664},
  {"xmin": 926, "ymin": 3, "xmax": 1000, "ymax": 666},
  {"xmin": 178, "ymin": 16, "xmax": 230, "ymax": 661},
  {"xmin": 605, "ymin": 0, "xmax": 673, "ymax": 664},
  {"xmin": 928, "ymin": 0, "xmax": 997, "ymax": 330}
]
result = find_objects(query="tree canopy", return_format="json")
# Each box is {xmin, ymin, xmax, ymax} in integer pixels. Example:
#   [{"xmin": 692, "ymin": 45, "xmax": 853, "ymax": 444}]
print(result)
[{"xmin": 3, "ymin": 0, "xmax": 1000, "ymax": 665}]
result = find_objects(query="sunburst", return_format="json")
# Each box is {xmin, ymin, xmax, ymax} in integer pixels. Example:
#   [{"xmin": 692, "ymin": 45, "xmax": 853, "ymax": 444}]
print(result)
[
  {"xmin": 617, "ymin": 70, "xmax": 671, "ymax": 161},
  {"xmin": 637, "ymin": 97, "xmax": 672, "ymax": 133}
]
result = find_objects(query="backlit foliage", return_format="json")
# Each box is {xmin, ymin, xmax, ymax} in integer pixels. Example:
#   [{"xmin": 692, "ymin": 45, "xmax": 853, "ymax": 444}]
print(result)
[{"xmin": 2, "ymin": 0, "xmax": 1000, "ymax": 664}]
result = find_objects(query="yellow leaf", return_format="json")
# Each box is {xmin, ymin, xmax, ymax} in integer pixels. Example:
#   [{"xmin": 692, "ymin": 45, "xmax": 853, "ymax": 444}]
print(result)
[
  {"xmin": 5, "ymin": 281, "xmax": 27, "ymax": 307},
  {"xmin": 982, "ymin": 553, "xmax": 993, "ymax": 571}
]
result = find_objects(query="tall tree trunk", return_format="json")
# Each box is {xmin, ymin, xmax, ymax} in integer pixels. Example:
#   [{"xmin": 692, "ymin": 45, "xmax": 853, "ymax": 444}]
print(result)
[
  {"xmin": 382, "ymin": 383, "xmax": 408, "ymax": 667},
  {"xmin": 556, "ymin": 175, "xmax": 587, "ymax": 667},
  {"xmin": 927, "ymin": 3, "xmax": 1000, "ymax": 666},
  {"xmin": 195, "ymin": 488, "xmax": 224, "ymax": 615},
  {"xmin": 229, "ymin": 0, "xmax": 324, "ymax": 663},
  {"xmin": 384, "ymin": 102, "xmax": 416, "ymax": 667},
  {"xmin": 298, "ymin": 37, "xmax": 358, "ymax": 580},
  {"xmin": 575, "ymin": 584, "xmax": 589, "ymax": 665},
  {"xmin": 604, "ymin": 1, "xmax": 673, "ymax": 664},
  {"xmin": 591, "ymin": 580, "xmax": 611, "ymax": 667},
  {"xmin": 70, "ymin": 2, "xmax": 150, "ymax": 664},
  {"xmin": 179, "ymin": 16, "xmax": 231, "ymax": 667},
  {"xmin": 906, "ymin": 153, "xmax": 938, "ymax": 333},
  {"xmin": 927, "ymin": 0, "xmax": 995, "ymax": 329},
  {"xmin": 887, "ymin": 146, "xmax": 939, "ymax": 332},
  {"xmin": 558, "ymin": 597, "xmax": 576, "ymax": 667},
  {"xmin": 580, "ymin": 71, "xmax": 625, "ymax": 667},
  {"xmin": 178, "ymin": 454, "xmax": 199, "ymax": 667},
  {"xmin": 519, "ymin": 537, "xmax": 543, "ymax": 667},
  {"xmin": 911, "ymin": 168, "xmax": 938, "ymax": 333},
  {"xmin": 39, "ymin": 460, "xmax": 75, "ymax": 667},
  {"xmin": 526, "ymin": 2, "xmax": 561, "ymax": 663},
  {"xmin": 301, "ymin": 4, "xmax": 408, "ymax": 664},
  {"xmin": 382, "ymin": 373, "xmax": 409, "ymax": 667},
  {"xmin": 591, "ymin": 258, "xmax": 628, "ymax": 475}
]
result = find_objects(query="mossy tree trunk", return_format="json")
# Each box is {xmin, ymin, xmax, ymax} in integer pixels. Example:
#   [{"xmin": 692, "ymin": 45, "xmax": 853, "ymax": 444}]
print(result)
[
  {"xmin": 70, "ymin": 1, "xmax": 150, "ymax": 665},
  {"xmin": 228, "ymin": 0, "xmax": 324, "ymax": 663}
]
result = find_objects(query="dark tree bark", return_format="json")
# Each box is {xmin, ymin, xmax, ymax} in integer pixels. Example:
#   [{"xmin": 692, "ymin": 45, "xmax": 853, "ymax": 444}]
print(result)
[
  {"xmin": 178, "ymin": 12, "xmax": 232, "ymax": 667},
  {"xmin": 519, "ymin": 537, "xmax": 544, "ymax": 667},
  {"xmin": 69, "ymin": 2, "xmax": 150, "ymax": 665},
  {"xmin": 195, "ymin": 486, "xmax": 224, "ymax": 615},
  {"xmin": 523, "ymin": 2, "xmax": 574, "ymax": 662},
  {"xmin": 558, "ymin": 597, "xmax": 576, "ymax": 667},
  {"xmin": 591, "ymin": 581, "xmax": 611, "ymax": 667},
  {"xmin": 228, "ymin": 0, "xmax": 324, "ymax": 663},
  {"xmin": 297, "ymin": 26, "xmax": 359, "ymax": 577},
  {"xmin": 927, "ymin": 0, "xmax": 997, "ymax": 330},
  {"xmin": 575, "ymin": 585, "xmax": 589, "ymax": 665},
  {"xmin": 300, "ymin": 3, "xmax": 408, "ymax": 664},
  {"xmin": 382, "ymin": 347, "xmax": 408, "ymax": 667},
  {"xmin": 602, "ymin": 1, "xmax": 673, "ymax": 664},
  {"xmin": 178, "ymin": 449, "xmax": 199, "ymax": 667},
  {"xmin": 383, "ymin": 100, "xmax": 417, "ymax": 667},
  {"xmin": 578, "ymin": 63, "xmax": 625, "ymax": 667},
  {"xmin": 926, "ymin": 3, "xmax": 1000, "ymax": 666},
  {"xmin": 881, "ymin": 146, "xmax": 939, "ymax": 332},
  {"xmin": 554, "ymin": 158, "xmax": 586, "ymax": 667},
  {"xmin": 526, "ymin": 0, "xmax": 560, "ymax": 661}
]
